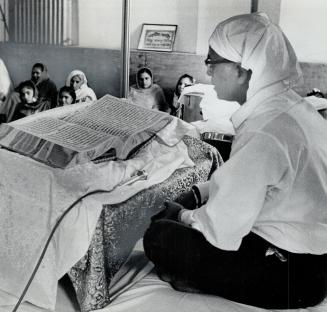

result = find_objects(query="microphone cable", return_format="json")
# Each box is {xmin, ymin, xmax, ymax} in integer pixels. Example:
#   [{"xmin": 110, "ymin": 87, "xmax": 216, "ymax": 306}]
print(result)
[
  {"xmin": 11, "ymin": 169, "xmax": 148, "ymax": 311},
  {"xmin": 11, "ymin": 188, "xmax": 112, "ymax": 312}
]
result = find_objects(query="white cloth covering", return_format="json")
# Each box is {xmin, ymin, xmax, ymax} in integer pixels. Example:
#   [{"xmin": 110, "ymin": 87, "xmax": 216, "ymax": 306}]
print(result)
[
  {"xmin": 0, "ymin": 119, "xmax": 195, "ymax": 311},
  {"xmin": 179, "ymin": 84, "xmax": 240, "ymax": 135},
  {"xmin": 305, "ymin": 96, "xmax": 327, "ymax": 111}
]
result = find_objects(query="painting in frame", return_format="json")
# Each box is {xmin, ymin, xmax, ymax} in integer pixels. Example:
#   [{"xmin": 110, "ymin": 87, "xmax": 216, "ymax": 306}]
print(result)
[{"xmin": 137, "ymin": 24, "xmax": 178, "ymax": 52}]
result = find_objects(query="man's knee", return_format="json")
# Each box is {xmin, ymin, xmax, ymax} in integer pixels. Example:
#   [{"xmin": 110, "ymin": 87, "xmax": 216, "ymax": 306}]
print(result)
[{"xmin": 143, "ymin": 220, "xmax": 174, "ymax": 262}]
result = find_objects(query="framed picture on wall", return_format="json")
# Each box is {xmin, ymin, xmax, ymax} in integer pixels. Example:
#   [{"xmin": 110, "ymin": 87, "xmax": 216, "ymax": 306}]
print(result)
[{"xmin": 137, "ymin": 24, "xmax": 178, "ymax": 52}]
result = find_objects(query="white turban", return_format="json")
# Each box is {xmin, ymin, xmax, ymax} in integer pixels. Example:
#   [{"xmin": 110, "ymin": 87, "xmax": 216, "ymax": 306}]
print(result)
[{"xmin": 209, "ymin": 12, "xmax": 303, "ymax": 99}]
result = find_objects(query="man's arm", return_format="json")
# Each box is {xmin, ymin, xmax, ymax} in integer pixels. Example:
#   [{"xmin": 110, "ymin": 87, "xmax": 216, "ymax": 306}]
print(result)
[{"xmin": 180, "ymin": 132, "xmax": 290, "ymax": 251}]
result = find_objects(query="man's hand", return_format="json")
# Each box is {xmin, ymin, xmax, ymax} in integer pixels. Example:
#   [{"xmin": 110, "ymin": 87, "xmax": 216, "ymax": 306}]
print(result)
[
  {"xmin": 174, "ymin": 189, "xmax": 197, "ymax": 210},
  {"xmin": 151, "ymin": 201, "xmax": 184, "ymax": 222}
]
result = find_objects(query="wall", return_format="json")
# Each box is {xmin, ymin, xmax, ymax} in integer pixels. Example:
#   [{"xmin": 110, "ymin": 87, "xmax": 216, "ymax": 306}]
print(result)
[
  {"xmin": 129, "ymin": 0, "xmax": 198, "ymax": 53},
  {"xmin": 77, "ymin": 0, "xmax": 252, "ymax": 55},
  {"xmin": 1, "ymin": 43, "xmax": 326, "ymax": 101},
  {"xmin": 76, "ymin": 0, "xmax": 327, "ymax": 64},
  {"xmin": 78, "ymin": 0, "xmax": 123, "ymax": 49},
  {"xmin": 279, "ymin": 0, "xmax": 327, "ymax": 63},
  {"xmin": 196, "ymin": 0, "xmax": 251, "ymax": 55},
  {"xmin": 257, "ymin": 0, "xmax": 281, "ymax": 24},
  {"xmin": 2, "ymin": 1, "xmax": 327, "ymax": 63},
  {"xmin": 77, "ymin": 0, "xmax": 199, "ymax": 53},
  {"xmin": 0, "ymin": 43, "xmax": 121, "ymax": 98}
]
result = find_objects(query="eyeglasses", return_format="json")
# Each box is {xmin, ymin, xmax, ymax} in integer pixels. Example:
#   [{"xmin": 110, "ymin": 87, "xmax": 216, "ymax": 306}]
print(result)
[{"xmin": 204, "ymin": 56, "xmax": 233, "ymax": 66}]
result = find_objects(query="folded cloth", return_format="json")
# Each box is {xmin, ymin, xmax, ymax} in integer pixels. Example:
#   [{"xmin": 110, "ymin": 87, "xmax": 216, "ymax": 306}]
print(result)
[{"xmin": 305, "ymin": 96, "xmax": 327, "ymax": 111}]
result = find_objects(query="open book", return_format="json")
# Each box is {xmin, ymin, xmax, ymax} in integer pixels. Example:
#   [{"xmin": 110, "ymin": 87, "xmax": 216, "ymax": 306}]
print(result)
[{"xmin": 0, "ymin": 94, "xmax": 173, "ymax": 168}]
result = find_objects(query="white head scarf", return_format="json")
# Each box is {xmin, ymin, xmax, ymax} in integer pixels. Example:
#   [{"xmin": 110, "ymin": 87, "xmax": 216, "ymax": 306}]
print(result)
[
  {"xmin": 209, "ymin": 12, "xmax": 303, "ymax": 99},
  {"xmin": 65, "ymin": 69, "xmax": 97, "ymax": 103}
]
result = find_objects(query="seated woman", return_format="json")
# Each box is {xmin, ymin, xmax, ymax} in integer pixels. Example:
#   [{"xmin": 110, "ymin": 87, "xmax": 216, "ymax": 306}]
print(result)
[
  {"xmin": 171, "ymin": 74, "xmax": 195, "ymax": 117},
  {"xmin": 9, "ymin": 80, "xmax": 51, "ymax": 121},
  {"xmin": 65, "ymin": 70, "xmax": 97, "ymax": 103},
  {"xmin": 57, "ymin": 86, "xmax": 76, "ymax": 106},
  {"xmin": 128, "ymin": 67, "xmax": 169, "ymax": 112},
  {"xmin": 31, "ymin": 63, "xmax": 58, "ymax": 109}
]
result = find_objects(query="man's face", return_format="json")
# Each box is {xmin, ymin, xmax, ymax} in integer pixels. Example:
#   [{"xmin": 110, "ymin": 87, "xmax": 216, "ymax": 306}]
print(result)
[
  {"xmin": 205, "ymin": 47, "xmax": 241, "ymax": 102},
  {"xmin": 31, "ymin": 67, "xmax": 42, "ymax": 83}
]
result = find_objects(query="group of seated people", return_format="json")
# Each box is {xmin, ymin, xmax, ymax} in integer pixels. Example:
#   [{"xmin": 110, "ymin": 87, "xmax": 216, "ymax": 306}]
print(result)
[
  {"xmin": 0, "ymin": 60, "xmax": 197, "ymax": 124},
  {"xmin": 0, "ymin": 64, "xmax": 97, "ymax": 123},
  {"xmin": 128, "ymin": 66, "xmax": 195, "ymax": 116}
]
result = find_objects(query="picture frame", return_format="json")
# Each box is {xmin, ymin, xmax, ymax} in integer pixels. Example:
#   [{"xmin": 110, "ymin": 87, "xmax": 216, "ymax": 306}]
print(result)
[{"xmin": 137, "ymin": 24, "xmax": 177, "ymax": 52}]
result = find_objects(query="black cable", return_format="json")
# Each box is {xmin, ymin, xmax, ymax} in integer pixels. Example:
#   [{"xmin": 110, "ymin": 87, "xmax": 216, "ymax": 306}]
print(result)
[{"xmin": 11, "ymin": 188, "xmax": 113, "ymax": 312}]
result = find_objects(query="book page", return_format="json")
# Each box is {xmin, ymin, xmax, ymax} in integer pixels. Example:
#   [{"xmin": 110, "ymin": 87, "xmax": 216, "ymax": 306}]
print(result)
[
  {"xmin": 12, "ymin": 116, "xmax": 115, "ymax": 151},
  {"xmin": 63, "ymin": 94, "xmax": 172, "ymax": 138}
]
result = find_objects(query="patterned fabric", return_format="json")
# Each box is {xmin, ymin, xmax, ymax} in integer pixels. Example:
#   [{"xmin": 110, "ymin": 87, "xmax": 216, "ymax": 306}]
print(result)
[{"xmin": 68, "ymin": 136, "xmax": 222, "ymax": 311}]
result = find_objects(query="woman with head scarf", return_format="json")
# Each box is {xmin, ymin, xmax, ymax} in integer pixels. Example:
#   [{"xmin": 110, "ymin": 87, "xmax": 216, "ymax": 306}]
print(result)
[
  {"xmin": 65, "ymin": 70, "xmax": 97, "ymax": 103},
  {"xmin": 144, "ymin": 13, "xmax": 327, "ymax": 309},
  {"xmin": 9, "ymin": 80, "xmax": 51, "ymax": 121},
  {"xmin": 128, "ymin": 67, "xmax": 169, "ymax": 112}
]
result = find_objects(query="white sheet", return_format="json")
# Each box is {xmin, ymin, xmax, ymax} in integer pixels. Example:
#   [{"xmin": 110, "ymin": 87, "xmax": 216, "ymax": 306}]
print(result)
[
  {"xmin": 98, "ymin": 248, "xmax": 327, "ymax": 312},
  {"xmin": 0, "ymin": 119, "xmax": 196, "ymax": 311}
]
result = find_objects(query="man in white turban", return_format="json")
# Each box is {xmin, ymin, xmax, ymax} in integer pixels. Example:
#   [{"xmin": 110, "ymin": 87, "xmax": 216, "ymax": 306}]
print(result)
[{"xmin": 144, "ymin": 13, "xmax": 327, "ymax": 309}]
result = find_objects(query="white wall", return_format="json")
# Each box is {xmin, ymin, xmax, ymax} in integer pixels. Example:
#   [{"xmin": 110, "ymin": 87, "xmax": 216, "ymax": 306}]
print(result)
[
  {"xmin": 279, "ymin": 0, "xmax": 327, "ymax": 63},
  {"xmin": 258, "ymin": 0, "xmax": 281, "ymax": 24},
  {"xmin": 77, "ymin": 0, "xmax": 251, "ymax": 54},
  {"xmin": 78, "ymin": 0, "xmax": 122, "ymax": 49},
  {"xmin": 129, "ymin": 0, "xmax": 199, "ymax": 53},
  {"xmin": 196, "ymin": 0, "xmax": 251, "ymax": 55},
  {"xmin": 76, "ymin": 0, "xmax": 327, "ymax": 64},
  {"xmin": 77, "ymin": 0, "xmax": 199, "ymax": 52}
]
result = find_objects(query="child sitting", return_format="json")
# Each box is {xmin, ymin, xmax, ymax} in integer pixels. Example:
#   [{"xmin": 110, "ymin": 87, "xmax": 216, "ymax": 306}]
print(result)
[
  {"xmin": 171, "ymin": 74, "xmax": 195, "ymax": 117},
  {"xmin": 57, "ymin": 86, "xmax": 76, "ymax": 106},
  {"xmin": 10, "ymin": 80, "xmax": 51, "ymax": 121}
]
